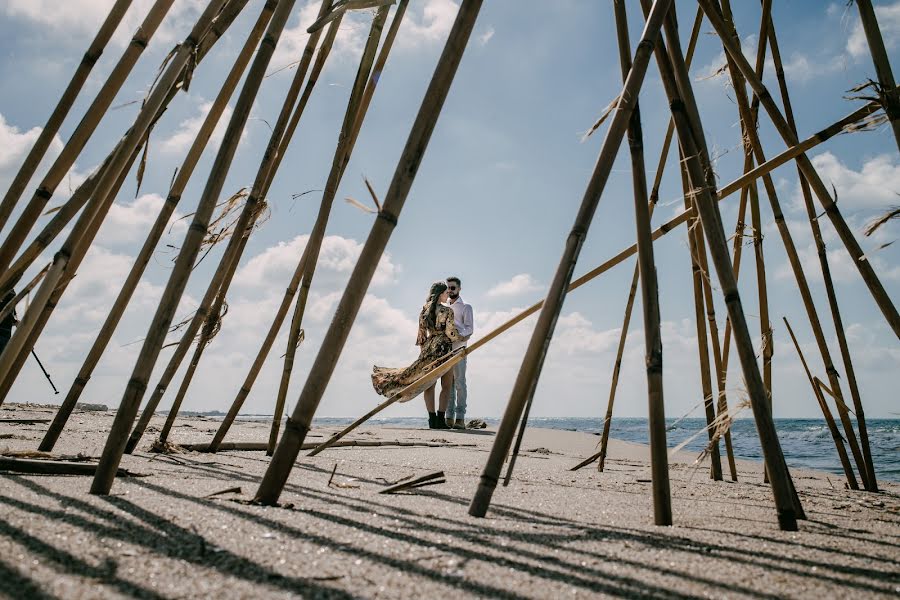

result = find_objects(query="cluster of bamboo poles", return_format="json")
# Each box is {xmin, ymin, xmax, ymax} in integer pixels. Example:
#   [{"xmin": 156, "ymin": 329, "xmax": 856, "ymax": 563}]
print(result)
[{"xmin": 0, "ymin": 0, "xmax": 895, "ymax": 531}]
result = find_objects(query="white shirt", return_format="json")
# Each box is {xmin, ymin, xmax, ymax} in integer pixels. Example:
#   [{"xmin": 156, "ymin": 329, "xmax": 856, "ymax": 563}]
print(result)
[{"xmin": 447, "ymin": 296, "xmax": 474, "ymax": 351}]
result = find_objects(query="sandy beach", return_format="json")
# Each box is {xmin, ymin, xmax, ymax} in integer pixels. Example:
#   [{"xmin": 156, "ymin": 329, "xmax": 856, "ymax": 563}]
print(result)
[{"xmin": 0, "ymin": 402, "xmax": 898, "ymax": 599}]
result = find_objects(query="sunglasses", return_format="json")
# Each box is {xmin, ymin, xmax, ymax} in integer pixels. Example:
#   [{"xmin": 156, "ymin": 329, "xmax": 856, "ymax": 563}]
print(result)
[{"xmin": 448, "ymin": 286, "xmax": 458, "ymax": 291}]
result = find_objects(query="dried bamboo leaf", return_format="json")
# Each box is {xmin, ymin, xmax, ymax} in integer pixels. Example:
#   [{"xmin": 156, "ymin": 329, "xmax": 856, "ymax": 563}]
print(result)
[
  {"xmin": 345, "ymin": 197, "xmax": 377, "ymax": 214},
  {"xmin": 863, "ymin": 205, "xmax": 900, "ymax": 236}
]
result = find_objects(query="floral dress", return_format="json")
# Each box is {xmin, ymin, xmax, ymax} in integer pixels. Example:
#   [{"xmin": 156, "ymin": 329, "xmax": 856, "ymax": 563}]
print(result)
[{"xmin": 371, "ymin": 304, "xmax": 462, "ymax": 398}]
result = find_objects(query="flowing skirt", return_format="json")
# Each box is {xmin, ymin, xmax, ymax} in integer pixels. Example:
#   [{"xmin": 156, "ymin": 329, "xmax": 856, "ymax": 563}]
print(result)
[{"xmin": 372, "ymin": 335, "xmax": 453, "ymax": 398}]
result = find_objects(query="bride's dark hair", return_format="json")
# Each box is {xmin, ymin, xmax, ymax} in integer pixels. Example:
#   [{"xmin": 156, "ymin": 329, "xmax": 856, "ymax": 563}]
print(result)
[{"xmin": 422, "ymin": 281, "xmax": 448, "ymax": 331}]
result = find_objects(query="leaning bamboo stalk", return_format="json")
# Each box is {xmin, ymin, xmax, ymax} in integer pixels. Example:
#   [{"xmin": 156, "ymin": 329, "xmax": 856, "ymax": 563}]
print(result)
[
  {"xmin": 124, "ymin": 0, "xmax": 340, "ymax": 453},
  {"xmin": 712, "ymin": 0, "xmax": 870, "ymax": 490},
  {"xmin": 783, "ymin": 317, "xmax": 858, "ymax": 489},
  {"xmin": 37, "ymin": 0, "xmax": 278, "ymax": 453},
  {"xmin": 579, "ymin": 5, "xmax": 704, "ymax": 475},
  {"xmin": 267, "ymin": 3, "xmax": 398, "ymax": 455},
  {"xmin": 298, "ymin": 90, "xmax": 894, "ymax": 460},
  {"xmin": 765, "ymin": 10, "xmax": 879, "ymax": 492},
  {"xmin": 607, "ymin": 0, "xmax": 670, "ymax": 500},
  {"xmin": 90, "ymin": 0, "xmax": 296, "ymax": 496},
  {"xmin": 0, "ymin": 0, "xmax": 253, "ymax": 295},
  {"xmin": 0, "ymin": 146, "xmax": 138, "ymax": 408},
  {"xmin": 854, "ymin": 0, "xmax": 900, "ymax": 152},
  {"xmin": 207, "ymin": 16, "xmax": 345, "ymax": 453},
  {"xmin": 681, "ymin": 165, "xmax": 723, "ymax": 481},
  {"xmin": 0, "ymin": 0, "xmax": 134, "ymax": 234},
  {"xmin": 647, "ymin": 0, "xmax": 799, "ymax": 530},
  {"xmin": 0, "ymin": 0, "xmax": 177, "ymax": 275},
  {"xmin": 469, "ymin": 0, "xmax": 674, "ymax": 524},
  {"xmin": 0, "ymin": 264, "xmax": 50, "ymax": 326},
  {"xmin": 255, "ymin": 0, "xmax": 484, "ymax": 506},
  {"xmin": 698, "ymin": 0, "xmax": 900, "ymax": 340}
]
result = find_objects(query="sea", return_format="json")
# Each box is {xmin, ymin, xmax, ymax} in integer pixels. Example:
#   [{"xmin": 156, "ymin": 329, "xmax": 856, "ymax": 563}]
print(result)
[{"xmin": 294, "ymin": 416, "xmax": 900, "ymax": 483}]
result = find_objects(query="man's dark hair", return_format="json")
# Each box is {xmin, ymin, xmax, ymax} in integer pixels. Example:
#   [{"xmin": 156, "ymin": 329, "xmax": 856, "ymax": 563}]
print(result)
[{"xmin": 446, "ymin": 276, "xmax": 461, "ymax": 288}]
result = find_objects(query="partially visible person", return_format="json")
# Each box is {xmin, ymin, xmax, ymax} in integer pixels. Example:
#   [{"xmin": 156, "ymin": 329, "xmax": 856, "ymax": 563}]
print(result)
[
  {"xmin": 445, "ymin": 276, "xmax": 473, "ymax": 429},
  {"xmin": 371, "ymin": 281, "xmax": 461, "ymax": 429},
  {"xmin": 0, "ymin": 289, "xmax": 17, "ymax": 355}
]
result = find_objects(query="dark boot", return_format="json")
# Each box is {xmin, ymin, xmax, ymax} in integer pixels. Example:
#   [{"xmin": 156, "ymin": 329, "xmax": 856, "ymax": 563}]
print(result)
[
  {"xmin": 428, "ymin": 412, "xmax": 437, "ymax": 429},
  {"xmin": 435, "ymin": 411, "xmax": 450, "ymax": 429}
]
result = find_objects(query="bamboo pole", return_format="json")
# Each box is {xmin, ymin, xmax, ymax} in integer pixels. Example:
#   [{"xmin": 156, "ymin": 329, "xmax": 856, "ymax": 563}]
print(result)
[
  {"xmin": 681, "ymin": 165, "xmax": 723, "ymax": 481},
  {"xmin": 90, "ymin": 0, "xmax": 297, "ymax": 496},
  {"xmin": 0, "ymin": 0, "xmax": 178, "ymax": 276},
  {"xmin": 267, "ymin": 2, "xmax": 401, "ymax": 456},
  {"xmin": 0, "ymin": 264, "xmax": 49, "ymax": 326},
  {"xmin": 710, "ymin": 0, "xmax": 870, "ymax": 491},
  {"xmin": 469, "ymin": 0, "xmax": 674, "ymax": 524},
  {"xmin": 765, "ymin": 8, "xmax": 879, "ymax": 492},
  {"xmin": 207, "ymin": 15, "xmax": 345, "ymax": 453},
  {"xmin": 0, "ymin": 0, "xmax": 134, "ymax": 234},
  {"xmin": 123, "ymin": 0, "xmax": 344, "ymax": 453},
  {"xmin": 298, "ymin": 93, "xmax": 892, "ymax": 460},
  {"xmin": 37, "ymin": 1, "xmax": 278, "ymax": 453},
  {"xmin": 854, "ymin": 0, "xmax": 900, "ymax": 152},
  {"xmin": 0, "ymin": 0, "xmax": 253, "ymax": 295},
  {"xmin": 254, "ymin": 0, "xmax": 484, "ymax": 506},
  {"xmin": 698, "ymin": 0, "xmax": 900, "ymax": 340},
  {"xmin": 783, "ymin": 317, "xmax": 858, "ymax": 489},
  {"xmin": 0, "ymin": 144, "xmax": 139, "ymax": 408},
  {"xmin": 645, "ymin": 0, "xmax": 798, "ymax": 530}
]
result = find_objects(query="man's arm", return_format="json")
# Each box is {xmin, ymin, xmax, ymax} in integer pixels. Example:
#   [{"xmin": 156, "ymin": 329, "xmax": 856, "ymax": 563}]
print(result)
[{"xmin": 459, "ymin": 304, "xmax": 474, "ymax": 340}]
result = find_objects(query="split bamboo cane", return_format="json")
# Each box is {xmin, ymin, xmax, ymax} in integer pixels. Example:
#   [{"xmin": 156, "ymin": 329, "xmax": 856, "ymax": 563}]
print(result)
[
  {"xmin": 0, "ymin": 0, "xmax": 134, "ymax": 234},
  {"xmin": 38, "ymin": 0, "xmax": 278, "ymax": 452},
  {"xmin": 681, "ymin": 165, "xmax": 723, "ymax": 481},
  {"xmin": 783, "ymin": 317, "xmax": 858, "ymax": 489},
  {"xmin": 0, "ymin": 0, "xmax": 178, "ymax": 276},
  {"xmin": 208, "ymin": 15, "xmax": 346, "ymax": 453},
  {"xmin": 91, "ymin": 0, "xmax": 298, "ymax": 496},
  {"xmin": 267, "ymin": 4, "xmax": 396, "ymax": 455},
  {"xmin": 0, "ymin": 0, "xmax": 252, "ymax": 294},
  {"xmin": 711, "ymin": 3, "xmax": 870, "ymax": 491},
  {"xmin": 123, "ymin": 0, "xmax": 342, "ymax": 453},
  {"xmin": 765, "ymin": 9, "xmax": 879, "ymax": 492},
  {"xmin": 254, "ymin": 0, "xmax": 484, "ymax": 506},
  {"xmin": 854, "ymin": 0, "xmax": 900, "ymax": 153},
  {"xmin": 469, "ymin": 0, "xmax": 674, "ymax": 524},
  {"xmin": 303, "ymin": 88, "xmax": 892, "ymax": 466},
  {"xmin": 698, "ymin": 0, "xmax": 900, "ymax": 339},
  {"xmin": 647, "ymin": 1, "xmax": 798, "ymax": 530}
]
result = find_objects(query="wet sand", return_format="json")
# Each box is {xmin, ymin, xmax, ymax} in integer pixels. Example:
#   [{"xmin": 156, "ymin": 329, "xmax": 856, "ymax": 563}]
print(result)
[{"xmin": 1, "ymin": 402, "xmax": 898, "ymax": 599}]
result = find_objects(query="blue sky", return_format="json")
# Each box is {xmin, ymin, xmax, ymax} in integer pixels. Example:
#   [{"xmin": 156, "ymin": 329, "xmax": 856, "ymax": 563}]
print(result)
[{"xmin": 0, "ymin": 0, "xmax": 897, "ymax": 423}]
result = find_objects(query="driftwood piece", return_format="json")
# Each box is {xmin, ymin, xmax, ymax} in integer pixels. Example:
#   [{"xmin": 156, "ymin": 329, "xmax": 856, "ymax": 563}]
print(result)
[{"xmin": 0, "ymin": 457, "xmax": 144, "ymax": 477}]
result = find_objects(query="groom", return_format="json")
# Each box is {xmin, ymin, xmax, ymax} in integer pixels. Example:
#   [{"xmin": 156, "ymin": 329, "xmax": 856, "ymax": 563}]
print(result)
[{"xmin": 445, "ymin": 276, "xmax": 473, "ymax": 429}]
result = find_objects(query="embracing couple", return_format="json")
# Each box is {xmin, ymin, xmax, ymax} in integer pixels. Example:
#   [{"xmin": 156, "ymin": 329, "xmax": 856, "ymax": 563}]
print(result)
[{"xmin": 371, "ymin": 277, "xmax": 474, "ymax": 430}]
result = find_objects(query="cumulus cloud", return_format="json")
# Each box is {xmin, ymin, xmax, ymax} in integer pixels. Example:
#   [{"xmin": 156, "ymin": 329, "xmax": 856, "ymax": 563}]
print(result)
[
  {"xmin": 235, "ymin": 233, "xmax": 399, "ymax": 289},
  {"xmin": 810, "ymin": 151, "xmax": 900, "ymax": 210},
  {"xmin": 2, "ymin": 0, "xmax": 209, "ymax": 48},
  {"xmin": 397, "ymin": 0, "xmax": 460, "ymax": 49},
  {"xmin": 847, "ymin": 1, "xmax": 900, "ymax": 59},
  {"xmin": 477, "ymin": 25, "xmax": 494, "ymax": 47},
  {"xmin": 95, "ymin": 193, "xmax": 187, "ymax": 247},
  {"xmin": 157, "ymin": 99, "xmax": 234, "ymax": 156},
  {"xmin": 485, "ymin": 273, "xmax": 542, "ymax": 298}
]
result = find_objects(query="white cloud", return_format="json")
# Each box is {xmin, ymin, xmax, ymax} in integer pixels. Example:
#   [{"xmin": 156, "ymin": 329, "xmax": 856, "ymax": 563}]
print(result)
[
  {"xmin": 157, "ymin": 99, "xmax": 233, "ymax": 156},
  {"xmin": 810, "ymin": 151, "xmax": 900, "ymax": 210},
  {"xmin": 235, "ymin": 233, "xmax": 399, "ymax": 289},
  {"xmin": 477, "ymin": 25, "xmax": 494, "ymax": 47},
  {"xmin": 485, "ymin": 273, "xmax": 542, "ymax": 298},
  {"xmin": 847, "ymin": 1, "xmax": 900, "ymax": 59},
  {"xmin": 396, "ymin": 0, "xmax": 459, "ymax": 49},
  {"xmin": 96, "ymin": 193, "xmax": 187, "ymax": 247},
  {"xmin": 2, "ymin": 0, "xmax": 209, "ymax": 48}
]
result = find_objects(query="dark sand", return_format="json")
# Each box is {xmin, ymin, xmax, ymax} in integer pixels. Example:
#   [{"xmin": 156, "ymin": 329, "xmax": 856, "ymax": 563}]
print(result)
[{"xmin": 1, "ymin": 403, "xmax": 898, "ymax": 599}]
